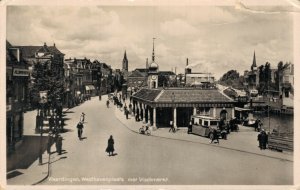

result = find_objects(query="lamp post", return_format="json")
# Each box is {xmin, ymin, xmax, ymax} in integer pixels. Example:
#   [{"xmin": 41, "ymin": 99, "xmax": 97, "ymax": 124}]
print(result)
[
  {"xmin": 171, "ymin": 92, "xmax": 176, "ymax": 129},
  {"xmin": 38, "ymin": 95, "xmax": 46, "ymax": 165},
  {"xmin": 98, "ymin": 68, "xmax": 102, "ymax": 100}
]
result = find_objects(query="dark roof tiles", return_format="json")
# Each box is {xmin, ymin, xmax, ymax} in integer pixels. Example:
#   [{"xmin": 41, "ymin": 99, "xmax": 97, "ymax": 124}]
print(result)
[
  {"xmin": 157, "ymin": 89, "xmax": 232, "ymax": 103},
  {"xmin": 132, "ymin": 88, "xmax": 162, "ymax": 102}
]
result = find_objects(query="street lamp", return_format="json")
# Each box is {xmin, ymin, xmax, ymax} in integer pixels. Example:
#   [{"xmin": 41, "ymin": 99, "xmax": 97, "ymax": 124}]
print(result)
[
  {"xmin": 98, "ymin": 69, "xmax": 102, "ymax": 100},
  {"xmin": 38, "ymin": 95, "xmax": 46, "ymax": 165},
  {"xmin": 171, "ymin": 92, "xmax": 176, "ymax": 129}
]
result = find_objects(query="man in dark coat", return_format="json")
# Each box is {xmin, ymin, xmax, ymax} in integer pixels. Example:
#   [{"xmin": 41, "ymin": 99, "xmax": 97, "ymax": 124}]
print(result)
[
  {"xmin": 258, "ymin": 129, "xmax": 268, "ymax": 149},
  {"xmin": 210, "ymin": 129, "xmax": 219, "ymax": 144},
  {"xmin": 125, "ymin": 108, "xmax": 129, "ymax": 119},
  {"xmin": 106, "ymin": 135, "xmax": 115, "ymax": 156},
  {"xmin": 261, "ymin": 130, "xmax": 268, "ymax": 149},
  {"xmin": 77, "ymin": 122, "xmax": 84, "ymax": 140}
]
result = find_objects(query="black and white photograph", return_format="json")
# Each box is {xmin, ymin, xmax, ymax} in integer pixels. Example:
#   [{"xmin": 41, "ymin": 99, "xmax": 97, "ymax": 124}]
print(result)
[{"xmin": 1, "ymin": 0, "xmax": 299, "ymax": 189}]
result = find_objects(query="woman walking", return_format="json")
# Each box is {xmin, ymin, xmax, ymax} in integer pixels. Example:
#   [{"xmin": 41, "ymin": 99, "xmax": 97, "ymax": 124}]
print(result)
[{"xmin": 106, "ymin": 135, "xmax": 115, "ymax": 156}]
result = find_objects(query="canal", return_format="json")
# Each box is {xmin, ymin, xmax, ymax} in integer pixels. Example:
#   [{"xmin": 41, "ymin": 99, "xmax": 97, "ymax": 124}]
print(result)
[{"xmin": 254, "ymin": 113, "xmax": 294, "ymax": 134}]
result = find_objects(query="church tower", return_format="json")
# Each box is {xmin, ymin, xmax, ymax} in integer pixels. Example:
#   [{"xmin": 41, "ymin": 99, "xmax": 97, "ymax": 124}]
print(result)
[
  {"xmin": 122, "ymin": 50, "xmax": 128, "ymax": 72},
  {"xmin": 251, "ymin": 51, "xmax": 257, "ymax": 71},
  {"xmin": 148, "ymin": 38, "xmax": 159, "ymax": 89}
]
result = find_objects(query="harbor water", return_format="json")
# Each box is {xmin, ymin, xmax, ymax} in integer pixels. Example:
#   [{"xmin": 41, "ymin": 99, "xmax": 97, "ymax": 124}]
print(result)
[{"xmin": 254, "ymin": 113, "xmax": 294, "ymax": 134}]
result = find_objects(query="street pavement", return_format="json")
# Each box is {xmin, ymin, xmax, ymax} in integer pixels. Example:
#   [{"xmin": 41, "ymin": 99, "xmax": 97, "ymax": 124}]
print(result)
[{"xmin": 7, "ymin": 95, "xmax": 293, "ymax": 185}]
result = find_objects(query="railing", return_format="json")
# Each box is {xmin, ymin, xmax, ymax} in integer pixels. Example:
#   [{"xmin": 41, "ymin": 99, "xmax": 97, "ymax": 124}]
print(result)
[{"xmin": 268, "ymin": 132, "xmax": 293, "ymax": 152}]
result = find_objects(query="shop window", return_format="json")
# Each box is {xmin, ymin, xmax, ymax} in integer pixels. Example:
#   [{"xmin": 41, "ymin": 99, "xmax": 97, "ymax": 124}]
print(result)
[{"xmin": 197, "ymin": 107, "xmax": 210, "ymax": 116}]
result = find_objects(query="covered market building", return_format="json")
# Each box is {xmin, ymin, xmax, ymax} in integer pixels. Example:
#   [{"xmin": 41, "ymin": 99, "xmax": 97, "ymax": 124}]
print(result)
[{"xmin": 131, "ymin": 88, "xmax": 235, "ymax": 129}]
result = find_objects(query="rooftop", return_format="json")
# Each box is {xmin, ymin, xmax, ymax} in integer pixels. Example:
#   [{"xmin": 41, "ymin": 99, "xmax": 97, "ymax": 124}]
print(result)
[{"xmin": 132, "ymin": 88, "xmax": 234, "ymax": 104}]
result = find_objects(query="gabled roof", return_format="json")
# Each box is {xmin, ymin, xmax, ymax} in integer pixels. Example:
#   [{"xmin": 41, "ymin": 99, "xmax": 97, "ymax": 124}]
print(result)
[
  {"xmin": 132, "ymin": 88, "xmax": 233, "ymax": 104},
  {"xmin": 14, "ymin": 44, "xmax": 64, "ymax": 58},
  {"xmin": 135, "ymin": 68, "xmax": 148, "ymax": 73},
  {"xmin": 128, "ymin": 70, "xmax": 147, "ymax": 78}
]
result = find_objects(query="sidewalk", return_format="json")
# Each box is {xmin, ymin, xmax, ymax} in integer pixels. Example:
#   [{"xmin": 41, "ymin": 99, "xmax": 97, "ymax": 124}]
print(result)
[
  {"xmin": 6, "ymin": 107, "xmax": 70, "ymax": 185},
  {"xmin": 114, "ymin": 100, "xmax": 293, "ymax": 162}
]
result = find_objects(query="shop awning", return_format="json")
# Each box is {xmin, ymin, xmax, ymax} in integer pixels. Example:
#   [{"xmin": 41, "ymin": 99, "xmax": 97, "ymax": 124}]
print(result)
[{"xmin": 85, "ymin": 85, "xmax": 96, "ymax": 91}]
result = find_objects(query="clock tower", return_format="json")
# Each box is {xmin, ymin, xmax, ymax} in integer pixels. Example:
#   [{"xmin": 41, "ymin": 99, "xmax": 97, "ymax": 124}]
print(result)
[{"xmin": 148, "ymin": 38, "xmax": 159, "ymax": 89}]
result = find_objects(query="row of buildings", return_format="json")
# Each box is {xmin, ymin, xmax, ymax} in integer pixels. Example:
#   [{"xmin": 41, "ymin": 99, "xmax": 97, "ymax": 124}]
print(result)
[
  {"xmin": 243, "ymin": 51, "xmax": 294, "ymax": 113},
  {"xmin": 6, "ymin": 41, "xmax": 121, "ymax": 152}
]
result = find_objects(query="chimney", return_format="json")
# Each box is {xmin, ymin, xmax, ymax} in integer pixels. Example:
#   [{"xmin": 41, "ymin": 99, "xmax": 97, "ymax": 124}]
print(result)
[
  {"xmin": 186, "ymin": 58, "xmax": 189, "ymax": 66},
  {"xmin": 44, "ymin": 42, "xmax": 47, "ymax": 47},
  {"xmin": 53, "ymin": 43, "xmax": 56, "ymax": 47}
]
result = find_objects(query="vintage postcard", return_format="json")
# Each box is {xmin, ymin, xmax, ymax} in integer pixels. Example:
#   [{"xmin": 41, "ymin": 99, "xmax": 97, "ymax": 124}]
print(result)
[{"xmin": 1, "ymin": 0, "xmax": 299, "ymax": 189}]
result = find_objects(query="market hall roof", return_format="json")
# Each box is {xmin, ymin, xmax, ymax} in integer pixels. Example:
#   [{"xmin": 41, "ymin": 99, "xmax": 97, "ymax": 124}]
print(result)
[
  {"xmin": 157, "ymin": 88, "xmax": 233, "ymax": 103},
  {"xmin": 132, "ymin": 88, "xmax": 234, "ymax": 105},
  {"xmin": 132, "ymin": 88, "xmax": 162, "ymax": 102}
]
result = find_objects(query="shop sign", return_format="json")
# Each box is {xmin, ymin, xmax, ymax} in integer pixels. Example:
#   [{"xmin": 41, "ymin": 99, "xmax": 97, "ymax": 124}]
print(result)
[{"xmin": 13, "ymin": 68, "xmax": 29, "ymax": 76}]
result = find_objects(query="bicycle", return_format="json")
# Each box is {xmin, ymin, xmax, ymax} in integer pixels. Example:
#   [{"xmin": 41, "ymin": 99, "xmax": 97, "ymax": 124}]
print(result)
[{"xmin": 139, "ymin": 126, "xmax": 151, "ymax": 136}]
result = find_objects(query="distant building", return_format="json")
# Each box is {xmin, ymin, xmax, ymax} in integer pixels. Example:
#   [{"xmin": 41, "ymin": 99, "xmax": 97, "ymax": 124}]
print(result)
[
  {"xmin": 184, "ymin": 58, "xmax": 215, "ymax": 88},
  {"xmin": 122, "ymin": 50, "xmax": 128, "ymax": 72},
  {"xmin": 244, "ymin": 51, "xmax": 259, "ymax": 89},
  {"xmin": 127, "ymin": 69, "xmax": 148, "ymax": 90},
  {"xmin": 6, "ymin": 41, "xmax": 29, "ymax": 153},
  {"xmin": 281, "ymin": 63, "xmax": 294, "ymax": 111},
  {"xmin": 14, "ymin": 42, "xmax": 65, "ymax": 107},
  {"xmin": 147, "ymin": 38, "xmax": 159, "ymax": 89},
  {"xmin": 131, "ymin": 39, "xmax": 234, "ymax": 129},
  {"xmin": 185, "ymin": 73, "xmax": 215, "ymax": 87},
  {"xmin": 92, "ymin": 60, "xmax": 113, "ymax": 95}
]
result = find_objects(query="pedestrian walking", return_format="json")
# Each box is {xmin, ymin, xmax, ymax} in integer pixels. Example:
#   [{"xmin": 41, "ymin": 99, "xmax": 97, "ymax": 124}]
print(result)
[
  {"xmin": 169, "ymin": 120, "xmax": 175, "ymax": 132},
  {"xmin": 80, "ymin": 112, "xmax": 85, "ymax": 123},
  {"xmin": 106, "ymin": 135, "xmax": 115, "ymax": 156},
  {"xmin": 106, "ymin": 99, "xmax": 110, "ymax": 108},
  {"xmin": 56, "ymin": 134, "xmax": 63, "ymax": 155},
  {"xmin": 188, "ymin": 120, "xmax": 192, "ymax": 134},
  {"xmin": 254, "ymin": 119, "xmax": 259, "ymax": 132},
  {"xmin": 99, "ymin": 94, "xmax": 102, "ymax": 101},
  {"xmin": 125, "ymin": 108, "xmax": 129, "ymax": 119},
  {"xmin": 124, "ymin": 104, "xmax": 127, "ymax": 115},
  {"xmin": 77, "ymin": 122, "xmax": 84, "ymax": 140},
  {"xmin": 210, "ymin": 129, "xmax": 219, "ymax": 144}
]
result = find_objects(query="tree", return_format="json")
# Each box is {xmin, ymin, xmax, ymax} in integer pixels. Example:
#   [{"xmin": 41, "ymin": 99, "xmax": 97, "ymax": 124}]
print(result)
[
  {"xmin": 219, "ymin": 70, "xmax": 243, "ymax": 88},
  {"xmin": 31, "ymin": 60, "xmax": 65, "ymax": 109}
]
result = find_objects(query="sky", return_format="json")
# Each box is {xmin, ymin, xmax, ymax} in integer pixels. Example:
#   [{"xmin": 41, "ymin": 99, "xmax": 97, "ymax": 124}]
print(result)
[{"xmin": 6, "ymin": 5, "xmax": 294, "ymax": 79}]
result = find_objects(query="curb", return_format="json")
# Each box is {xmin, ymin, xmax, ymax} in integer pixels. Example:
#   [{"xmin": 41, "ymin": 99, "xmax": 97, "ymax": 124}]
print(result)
[
  {"xmin": 115, "ymin": 108, "xmax": 293, "ymax": 162},
  {"xmin": 31, "ymin": 152, "xmax": 51, "ymax": 185}
]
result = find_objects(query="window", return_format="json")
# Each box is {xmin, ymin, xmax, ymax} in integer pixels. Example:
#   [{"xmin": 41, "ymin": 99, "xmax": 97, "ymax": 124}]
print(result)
[
  {"xmin": 210, "ymin": 121, "xmax": 218, "ymax": 126},
  {"xmin": 284, "ymin": 76, "xmax": 289, "ymax": 83},
  {"xmin": 197, "ymin": 107, "xmax": 210, "ymax": 116},
  {"xmin": 204, "ymin": 120, "xmax": 208, "ymax": 126}
]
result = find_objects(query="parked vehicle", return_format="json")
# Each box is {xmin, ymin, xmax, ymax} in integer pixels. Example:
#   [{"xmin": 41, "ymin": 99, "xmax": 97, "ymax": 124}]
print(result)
[
  {"xmin": 234, "ymin": 107, "xmax": 256, "ymax": 127},
  {"xmin": 190, "ymin": 115, "xmax": 221, "ymax": 140}
]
